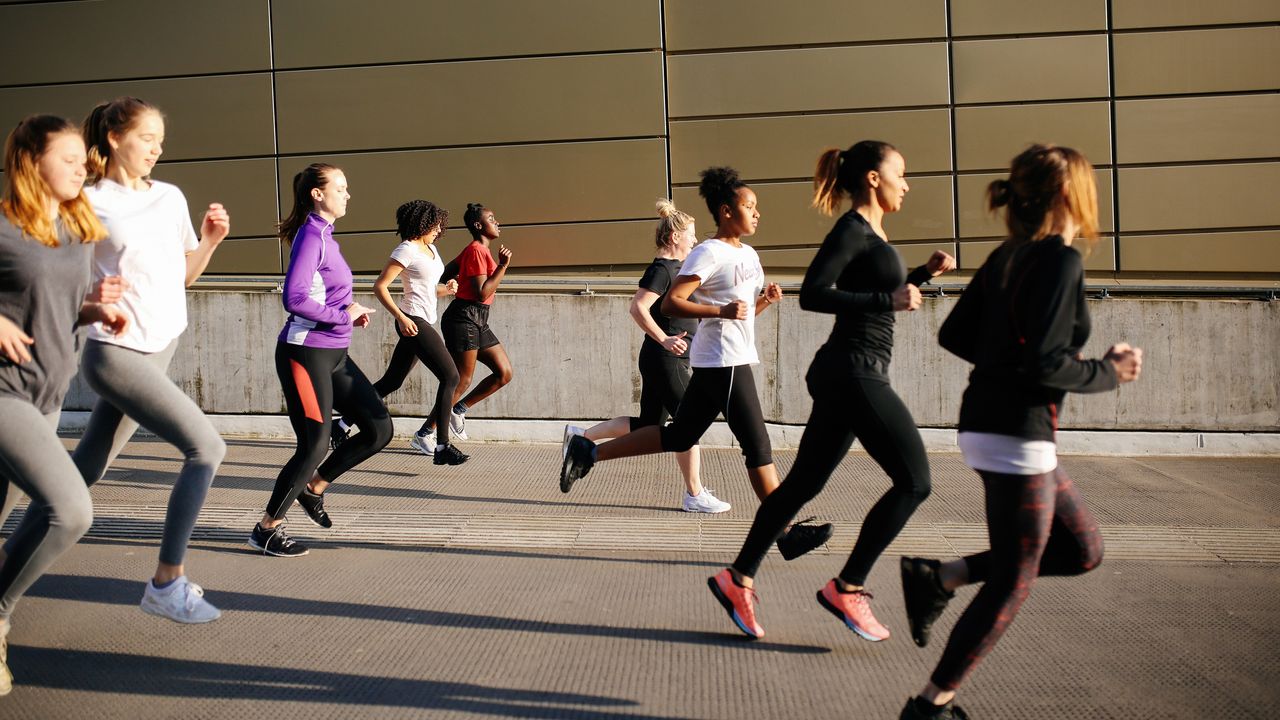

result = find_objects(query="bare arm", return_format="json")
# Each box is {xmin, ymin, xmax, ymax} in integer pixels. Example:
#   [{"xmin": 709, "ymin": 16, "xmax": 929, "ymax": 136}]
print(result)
[
  {"xmin": 184, "ymin": 203, "xmax": 230, "ymax": 287},
  {"xmin": 629, "ymin": 289, "xmax": 687, "ymax": 355}
]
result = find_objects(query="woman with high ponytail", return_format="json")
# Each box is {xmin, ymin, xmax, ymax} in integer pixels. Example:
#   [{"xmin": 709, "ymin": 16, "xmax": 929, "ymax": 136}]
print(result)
[
  {"xmin": 562, "ymin": 167, "xmax": 833, "ymax": 561},
  {"xmin": 250, "ymin": 163, "xmax": 392, "ymax": 557},
  {"xmin": 707, "ymin": 140, "xmax": 956, "ymax": 643},
  {"xmin": 0, "ymin": 114, "xmax": 129, "ymax": 694},
  {"xmin": 15, "ymin": 97, "xmax": 233, "ymax": 626},
  {"xmin": 561, "ymin": 198, "xmax": 729, "ymax": 514},
  {"xmin": 900, "ymin": 145, "xmax": 1139, "ymax": 720}
]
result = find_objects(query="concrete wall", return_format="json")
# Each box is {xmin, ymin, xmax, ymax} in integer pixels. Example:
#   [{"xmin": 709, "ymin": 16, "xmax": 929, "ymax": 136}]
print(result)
[{"xmin": 65, "ymin": 292, "xmax": 1280, "ymax": 432}]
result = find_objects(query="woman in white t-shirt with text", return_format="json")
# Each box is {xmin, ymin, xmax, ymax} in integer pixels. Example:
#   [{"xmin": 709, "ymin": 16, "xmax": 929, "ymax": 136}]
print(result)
[
  {"xmin": 560, "ymin": 167, "xmax": 832, "ymax": 559},
  {"xmin": 350, "ymin": 199, "xmax": 467, "ymax": 465}
]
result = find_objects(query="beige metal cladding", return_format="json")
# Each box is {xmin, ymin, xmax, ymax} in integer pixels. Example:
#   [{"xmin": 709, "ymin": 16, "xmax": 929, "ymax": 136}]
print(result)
[
  {"xmin": 958, "ymin": 171, "xmax": 1116, "ymax": 238},
  {"xmin": 1112, "ymin": 0, "xmax": 1280, "ymax": 30},
  {"xmin": 205, "ymin": 238, "xmax": 283, "ymax": 275},
  {"xmin": 1119, "ymin": 163, "xmax": 1280, "ymax": 232},
  {"xmin": 664, "ymin": 0, "xmax": 945, "ymax": 51},
  {"xmin": 1115, "ymin": 95, "xmax": 1280, "ymax": 164},
  {"xmin": 150, "ymin": 159, "xmax": 280, "ymax": 240},
  {"xmin": 955, "ymin": 102, "xmax": 1112, "ymax": 171},
  {"xmin": 963, "ymin": 238, "xmax": 1118, "ymax": 273},
  {"xmin": 950, "ymin": 0, "xmax": 1107, "ymax": 35},
  {"xmin": 953, "ymin": 36, "xmax": 1111, "ymax": 104},
  {"xmin": 1121, "ymin": 232, "xmax": 1280, "ymax": 273},
  {"xmin": 1114, "ymin": 27, "xmax": 1280, "ymax": 96}
]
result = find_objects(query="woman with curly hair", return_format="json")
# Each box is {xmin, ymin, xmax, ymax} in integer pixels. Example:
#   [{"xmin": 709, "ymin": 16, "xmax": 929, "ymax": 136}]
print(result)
[{"xmin": 337, "ymin": 199, "xmax": 468, "ymax": 465}]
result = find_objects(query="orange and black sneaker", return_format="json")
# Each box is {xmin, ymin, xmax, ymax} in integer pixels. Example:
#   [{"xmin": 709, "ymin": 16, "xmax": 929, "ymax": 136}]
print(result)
[
  {"xmin": 707, "ymin": 568, "xmax": 764, "ymax": 639},
  {"xmin": 817, "ymin": 579, "xmax": 890, "ymax": 642}
]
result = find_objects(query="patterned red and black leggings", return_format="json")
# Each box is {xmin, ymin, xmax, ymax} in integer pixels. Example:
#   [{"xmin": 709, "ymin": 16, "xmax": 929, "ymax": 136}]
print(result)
[{"xmin": 930, "ymin": 467, "xmax": 1104, "ymax": 691}]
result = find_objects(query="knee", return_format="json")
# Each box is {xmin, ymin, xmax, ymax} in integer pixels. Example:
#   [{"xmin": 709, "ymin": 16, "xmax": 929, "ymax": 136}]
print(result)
[
  {"xmin": 497, "ymin": 365, "xmax": 513, "ymax": 387},
  {"xmin": 191, "ymin": 433, "xmax": 227, "ymax": 468},
  {"xmin": 908, "ymin": 475, "xmax": 932, "ymax": 504},
  {"xmin": 743, "ymin": 449, "xmax": 773, "ymax": 469},
  {"xmin": 59, "ymin": 494, "xmax": 94, "ymax": 539},
  {"xmin": 441, "ymin": 366, "xmax": 460, "ymax": 390},
  {"xmin": 370, "ymin": 415, "xmax": 394, "ymax": 450},
  {"xmin": 1079, "ymin": 540, "xmax": 1104, "ymax": 574},
  {"xmin": 660, "ymin": 427, "xmax": 696, "ymax": 454}
]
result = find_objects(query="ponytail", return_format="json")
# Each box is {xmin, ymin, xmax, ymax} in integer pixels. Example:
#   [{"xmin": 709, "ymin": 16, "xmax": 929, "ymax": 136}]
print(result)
[
  {"xmin": 82, "ymin": 96, "xmax": 158, "ymax": 181},
  {"xmin": 811, "ymin": 148, "xmax": 844, "ymax": 216},
  {"xmin": 810, "ymin": 140, "xmax": 897, "ymax": 216}
]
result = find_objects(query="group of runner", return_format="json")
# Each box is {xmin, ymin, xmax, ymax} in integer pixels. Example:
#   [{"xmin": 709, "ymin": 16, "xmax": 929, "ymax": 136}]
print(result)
[{"xmin": 0, "ymin": 93, "xmax": 1142, "ymax": 718}]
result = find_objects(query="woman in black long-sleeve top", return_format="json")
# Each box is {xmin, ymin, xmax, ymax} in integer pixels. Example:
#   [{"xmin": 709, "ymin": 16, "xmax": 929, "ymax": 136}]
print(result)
[
  {"xmin": 897, "ymin": 144, "xmax": 1142, "ymax": 720},
  {"xmin": 707, "ymin": 141, "xmax": 955, "ymax": 641}
]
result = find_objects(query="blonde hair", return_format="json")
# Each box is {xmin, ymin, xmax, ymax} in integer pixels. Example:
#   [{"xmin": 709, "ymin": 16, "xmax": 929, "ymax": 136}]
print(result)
[
  {"xmin": 1, "ymin": 115, "xmax": 106, "ymax": 247},
  {"xmin": 654, "ymin": 198, "xmax": 694, "ymax": 249},
  {"xmin": 988, "ymin": 144, "xmax": 1098, "ymax": 254}
]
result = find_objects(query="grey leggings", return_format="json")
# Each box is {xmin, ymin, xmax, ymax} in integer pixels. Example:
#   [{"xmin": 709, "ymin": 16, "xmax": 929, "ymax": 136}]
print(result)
[
  {"xmin": 0, "ymin": 399, "xmax": 93, "ymax": 621},
  {"xmin": 14, "ymin": 339, "xmax": 225, "ymax": 567}
]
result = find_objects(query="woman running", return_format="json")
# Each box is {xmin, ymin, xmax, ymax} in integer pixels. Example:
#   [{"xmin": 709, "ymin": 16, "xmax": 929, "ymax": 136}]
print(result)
[
  {"xmin": 561, "ymin": 167, "xmax": 831, "ymax": 556},
  {"xmin": 9, "ymin": 97, "xmax": 231, "ymax": 624},
  {"xmin": 564, "ymin": 199, "xmax": 729, "ymax": 514},
  {"xmin": 355, "ymin": 199, "xmax": 468, "ymax": 466},
  {"xmin": 248, "ymin": 163, "xmax": 392, "ymax": 557},
  {"xmin": 898, "ymin": 144, "xmax": 1141, "ymax": 720},
  {"xmin": 706, "ymin": 141, "xmax": 955, "ymax": 641},
  {"xmin": 0, "ymin": 114, "xmax": 128, "ymax": 695}
]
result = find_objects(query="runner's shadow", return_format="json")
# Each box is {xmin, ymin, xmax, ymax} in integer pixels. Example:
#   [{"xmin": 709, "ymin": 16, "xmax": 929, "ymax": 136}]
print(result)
[
  {"xmin": 10, "ymin": 646, "xmax": 679, "ymax": 718},
  {"xmin": 30, "ymin": 574, "xmax": 830, "ymax": 655}
]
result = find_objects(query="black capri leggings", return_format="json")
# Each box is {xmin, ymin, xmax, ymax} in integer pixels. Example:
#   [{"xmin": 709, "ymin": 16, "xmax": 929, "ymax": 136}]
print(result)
[
  {"xmin": 732, "ymin": 351, "xmax": 930, "ymax": 581},
  {"xmin": 659, "ymin": 364, "xmax": 771, "ymax": 468},
  {"xmin": 930, "ymin": 467, "xmax": 1103, "ymax": 691},
  {"xmin": 373, "ymin": 315, "xmax": 460, "ymax": 440},
  {"xmin": 628, "ymin": 350, "xmax": 691, "ymax": 432},
  {"xmin": 266, "ymin": 343, "xmax": 392, "ymax": 519}
]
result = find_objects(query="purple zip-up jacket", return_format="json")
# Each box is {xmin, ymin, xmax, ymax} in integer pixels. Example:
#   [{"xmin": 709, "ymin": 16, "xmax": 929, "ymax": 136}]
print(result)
[{"xmin": 278, "ymin": 213, "xmax": 353, "ymax": 348}]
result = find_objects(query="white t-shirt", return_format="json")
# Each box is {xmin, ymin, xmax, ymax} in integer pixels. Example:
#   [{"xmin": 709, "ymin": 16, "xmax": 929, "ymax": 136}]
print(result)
[
  {"xmin": 388, "ymin": 240, "xmax": 445, "ymax": 324},
  {"xmin": 680, "ymin": 238, "xmax": 765, "ymax": 368},
  {"xmin": 85, "ymin": 179, "xmax": 199, "ymax": 353},
  {"xmin": 957, "ymin": 431, "xmax": 1058, "ymax": 475}
]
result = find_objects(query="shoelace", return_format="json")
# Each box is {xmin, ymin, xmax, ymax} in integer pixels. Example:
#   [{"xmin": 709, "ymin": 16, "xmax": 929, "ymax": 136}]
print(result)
[{"xmin": 183, "ymin": 582, "xmax": 206, "ymax": 611}]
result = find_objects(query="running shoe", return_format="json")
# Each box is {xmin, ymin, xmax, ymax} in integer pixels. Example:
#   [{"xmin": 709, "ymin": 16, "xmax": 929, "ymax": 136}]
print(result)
[
  {"xmin": 817, "ymin": 579, "xmax": 890, "ymax": 641},
  {"xmin": 433, "ymin": 444, "xmax": 470, "ymax": 466},
  {"xmin": 559, "ymin": 434, "xmax": 596, "ymax": 493},
  {"xmin": 409, "ymin": 431, "xmax": 436, "ymax": 456},
  {"xmin": 682, "ymin": 488, "xmax": 731, "ymax": 513},
  {"xmin": 707, "ymin": 568, "xmax": 763, "ymax": 639},
  {"xmin": 899, "ymin": 697, "xmax": 969, "ymax": 719},
  {"xmin": 900, "ymin": 556, "xmax": 955, "ymax": 648},
  {"xmin": 0, "ymin": 635, "xmax": 10, "ymax": 697},
  {"xmin": 449, "ymin": 410, "xmax": 468, "ymax": 441},
  {"xmin": 248, "ymin": 523, "xmax": 309, "ymax": 557},
  {"xmin": 140, "ymin": 576, "xmax": 222, "ymax": 624},
  {"xmin": 329, "ymin": 418, "xmax": 349, "ymax": 450},
  {"xmin": 296, "ymin": 488, "xmax": 333, "ymax": 528},
  {"xmin": 561, "ymin": 424, "xmax": 585, "ymax": 459},
  {"xmin": 776, "ymin": 517, "xmax": 833, "ymax": 560}
]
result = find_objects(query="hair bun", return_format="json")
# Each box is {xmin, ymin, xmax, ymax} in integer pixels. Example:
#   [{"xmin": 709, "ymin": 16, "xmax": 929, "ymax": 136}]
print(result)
[
  {"xmin": 989, "ymin": 178, "xmax": 1013, "ymax": 208},
  {"xmin": 655, "ymin": 198, "xmax": 678, "ymax": 218}
]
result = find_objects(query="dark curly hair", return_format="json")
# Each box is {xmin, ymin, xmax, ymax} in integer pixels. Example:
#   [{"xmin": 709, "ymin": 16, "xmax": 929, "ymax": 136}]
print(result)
[
  {"xmin": 395, "ymin": 199, "xmax": 448, "ymax": 240},
  {"xmin": 463, "ymin": 202, "xmax": 487, "ymax": 239},
  {"xmin": 697, "ymin": 166, "xmax": 748, "ymax": 226}
]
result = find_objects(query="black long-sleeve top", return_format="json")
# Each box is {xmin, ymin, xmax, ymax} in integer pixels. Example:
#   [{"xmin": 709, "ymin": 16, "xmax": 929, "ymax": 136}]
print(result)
[
  {"xmin": 800, "ymin": 211, "xmax": 932, "ymax": 372},
  {"xmin": 939, "ymin": 235, "xmax": 1118, "ymax": 441}
]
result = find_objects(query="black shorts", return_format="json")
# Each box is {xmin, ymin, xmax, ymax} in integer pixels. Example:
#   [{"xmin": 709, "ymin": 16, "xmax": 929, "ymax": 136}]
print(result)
[{"xmin": 441, "ymin": 299, "xmax": 500, "ymax": 352}]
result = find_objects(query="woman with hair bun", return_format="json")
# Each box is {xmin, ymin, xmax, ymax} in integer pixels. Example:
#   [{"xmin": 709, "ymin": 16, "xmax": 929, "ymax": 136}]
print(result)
[
  {"xmin": 338, "ymin": 199, "xmax": 468, "ymax": 466},
  {"xmin": 708, "ymin": 141, "xmax": 955, "ymax": 641},
  {"xmin": 561, "ymin": 167, "xmax": 832, "ymax": 554},
  {"xmin": 562, "ymin": 199, "xmax": 728, "ymax": 513},
  {"xmin": 0, "ymin": 114, "xmax": 128, "ymax": 694},
  {"xmin": 898, "ymin": 144, "xmax": 1141, "ymax": 720}
]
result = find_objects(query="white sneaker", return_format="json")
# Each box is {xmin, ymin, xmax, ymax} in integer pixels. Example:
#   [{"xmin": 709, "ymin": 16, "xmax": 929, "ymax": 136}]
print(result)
[
  {"xmin": 562, "ymin": 424, "xmax": 585, "ymax": 459},
  {"xmin": 409, "ymin": 431, "xmax": 436, "ymax": 455},
  {"xmin": 450, "ymin": 411, "xmax": 468, "ymax": 441},
  {"xmin": 140, "ymin": 576, "xmax": 222, "ymax": 624},
  {"xmin": 682, "ymin": 488, "xmax": 731, "ymax": 514}
]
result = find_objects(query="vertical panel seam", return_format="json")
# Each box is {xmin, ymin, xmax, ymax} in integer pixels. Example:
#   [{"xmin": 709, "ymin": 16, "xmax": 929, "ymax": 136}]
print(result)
[
  {"xmin": 1107, "ymin": 0, "xmax": 1121, "ymax": 275},
  {"xmin": 946, "ymin": 0, "xmax": 961, "ymax": 263},
  {"xmin": 268, "ymin": 0, "xmax": 283, "ymax": 274}
]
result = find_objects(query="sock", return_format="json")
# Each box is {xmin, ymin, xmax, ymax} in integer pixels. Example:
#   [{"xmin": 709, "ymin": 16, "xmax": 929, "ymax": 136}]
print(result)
[
  {"xmin": 337, "ymin": 418, "xmax": 350, "ymax": 432},
  {"xmin": 152, "ymin": 576, "xmax": 180, "ymax": 590},
  {"xmin": 589, "ymin": 445, "xmax": 598, "ymax": 461},
  {"xmin": 303, "ymin": 487, "xmax": 321, "ymax": 498},
  {"xmin": 417, "ymin": 429, "xmax": 432, "ymax": 438},
  {"xmin": 452, "ymin": 401, "xmax": 468, "ymax": 415},
  {"xmin": 436, "ymin": 444, "xmax": 447, "ymax": 452},
  {"xmin": 912, "ymin": 696, "xmax": 948, "ymax": 716}
]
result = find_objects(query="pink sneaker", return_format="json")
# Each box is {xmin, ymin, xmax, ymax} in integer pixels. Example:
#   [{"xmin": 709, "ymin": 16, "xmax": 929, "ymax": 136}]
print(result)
[
  {"xmin": 707, "ymin": 569, "xmax": 764, "ymax": 639},
  {"xmin": 816, "ymin": 579, "xmax": 890, "ymax": 641}
]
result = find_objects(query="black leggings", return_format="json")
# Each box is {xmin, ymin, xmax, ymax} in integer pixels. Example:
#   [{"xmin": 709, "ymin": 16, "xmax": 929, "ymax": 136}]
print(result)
[
  {"xmin": 373, "ymin": 315, "xmax": 460, "ymax": 440},
  {"xmin": 628, "ymin": 350, "xmax": 690, "ymax": 431},
  {"xmin": 931, "ymin": 467, "xmax": 1104, "ymax": 691},
  {"xmin": 266, "ymin": 343, "xmax": 392, "ymax": 519},
  {"xmin": 659, "ymin": 365, "xmax": 771, "ymax": 468},
  {"xmin": 732, "ymin": 355, "xmax": 930, "ymax": 581}
]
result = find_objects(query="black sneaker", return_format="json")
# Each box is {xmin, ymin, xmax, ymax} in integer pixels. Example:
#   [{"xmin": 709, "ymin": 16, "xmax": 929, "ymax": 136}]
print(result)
[
  {"xmin": 329, "ymin": 419, "xmax": 349, "ymax": 451},
  {"xmin": 248, "ymin": 524, "xmax": 309, "ymax": 557},
  {"xmin": 900, "ymin": 556, "xmax": 955, "ymax": 648},
  {"xmin": 899, "ymin": 696, "xmax": 969, "ymax": 719},
  {"xmin": 559, "ymin": 434, "xmax": 596, "ymax": 493},
  {"xmin": 433, "ymin": 444, "xmax": 470, "ymax": 466},
  {"xmin": 776, "ymin": 517, "xmax": 833, "ymax": 560},
  {"xmin": 296, "ymin": 488, "xmax": 333, "ymax": 528}
]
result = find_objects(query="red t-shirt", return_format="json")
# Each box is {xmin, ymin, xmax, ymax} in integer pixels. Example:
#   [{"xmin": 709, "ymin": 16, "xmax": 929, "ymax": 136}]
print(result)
[{"xmin": 453, "ymin": 240, "xmax": 499, "ymax": 305}]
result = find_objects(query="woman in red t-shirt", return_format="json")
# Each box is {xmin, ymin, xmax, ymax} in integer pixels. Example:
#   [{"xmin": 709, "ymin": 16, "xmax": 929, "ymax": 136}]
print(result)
[{"xmin": 432, "ymin": 203, "xmax": 513, "ymax": 440}]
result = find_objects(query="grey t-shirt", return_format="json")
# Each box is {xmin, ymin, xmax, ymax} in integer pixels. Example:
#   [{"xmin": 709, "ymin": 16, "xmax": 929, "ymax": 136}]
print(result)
[{"xmin": 0, "ymin": 214, "xmax": 92, "ymax": 413}]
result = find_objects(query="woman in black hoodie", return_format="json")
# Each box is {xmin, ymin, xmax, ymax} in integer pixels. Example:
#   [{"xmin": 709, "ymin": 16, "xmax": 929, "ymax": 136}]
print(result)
[{"xmin": 898, "ymin": 144, "xmax": 1143, "ymax": 720}]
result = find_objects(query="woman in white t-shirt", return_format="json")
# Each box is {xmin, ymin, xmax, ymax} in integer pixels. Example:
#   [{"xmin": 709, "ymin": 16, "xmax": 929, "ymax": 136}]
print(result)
[
  {"xmin": 349, "ymin": 200, "xmax": 467, "ymax": 465},
  {"xmin": 560, "ymin": 167, "xmax": 832, "ymax": 556},
  {"xmin": 48, "ymin": 97, "xmax": 227, "ymax": 623}
]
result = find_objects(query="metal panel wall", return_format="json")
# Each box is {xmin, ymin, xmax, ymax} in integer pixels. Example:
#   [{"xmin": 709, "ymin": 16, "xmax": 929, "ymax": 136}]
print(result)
[{"xmin": 0, "ymin": 0, "xmax": 1276, "ymax": 280}]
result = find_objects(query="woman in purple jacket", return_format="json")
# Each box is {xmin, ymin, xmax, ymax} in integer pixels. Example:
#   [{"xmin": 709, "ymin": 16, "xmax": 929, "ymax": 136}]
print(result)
[{"xmin": 248, "ymin": 163, "xmax": 392, "ymax": 557}]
